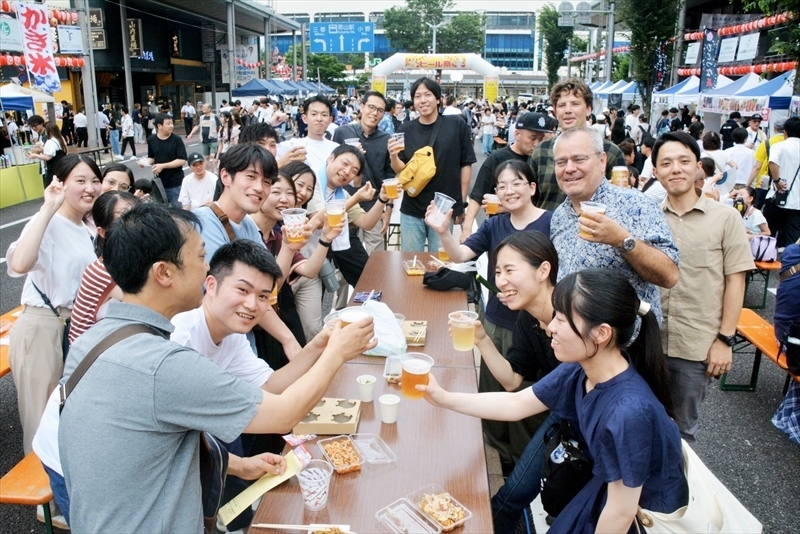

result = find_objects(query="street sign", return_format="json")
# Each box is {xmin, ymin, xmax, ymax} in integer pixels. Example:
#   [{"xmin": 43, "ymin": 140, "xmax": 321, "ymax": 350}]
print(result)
[
  {"xmin": 309, "ymin": 22, "xmax": 374, "ymax": 53},
  {"xmin": 557, "ymin": 2, "xmax": 574, "ymax": 27}
]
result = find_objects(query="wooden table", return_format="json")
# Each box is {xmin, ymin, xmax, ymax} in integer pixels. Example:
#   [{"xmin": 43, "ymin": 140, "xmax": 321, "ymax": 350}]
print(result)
[
  {"xmin": 0, "ymin": 306, "xmax": 23, "ymax": 378},
  {"xmin": 347, "ymin": 251, "xmax": 474, "ymax": 369},
  {"xmin": 250, "ymin": 362, "xmax": 493, "ymax": 533}
]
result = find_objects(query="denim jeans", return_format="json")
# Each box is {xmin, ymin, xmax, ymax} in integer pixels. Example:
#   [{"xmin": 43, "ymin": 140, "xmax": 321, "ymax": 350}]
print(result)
[
  {"xmin": 165, "ymin": 186, "xmax": 181, "ymax": 206},
  {"xmin": 400, "ymin": 213, "xmax": 450, "ymax": 252},
  {"xmin": 491, "ymin": 412, "xmax": 559, "ymax": 533},
  {"xmin": 482, "ymin": 133, "xmax": 493, "ymax": 155},
  {"xmin": 109, "ymin": 129, "xmax": 120, "ymax": 156},
  {"xmin": 43, "ymin": 464, "xmax": 70, "ymax": 526}
]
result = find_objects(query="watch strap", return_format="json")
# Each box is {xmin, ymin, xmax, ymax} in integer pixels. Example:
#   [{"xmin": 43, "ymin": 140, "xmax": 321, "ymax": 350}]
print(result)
[{"xmin": 717, "ymin": 332, "xmax": 736, "ymax": 346}]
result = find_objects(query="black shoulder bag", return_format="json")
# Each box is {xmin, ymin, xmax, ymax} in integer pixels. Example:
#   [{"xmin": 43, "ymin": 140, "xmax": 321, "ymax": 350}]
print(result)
[
  {"xmin": 31, "ymin": 282, "xmax": 71, "ymax": 362},
  {"xmin": 59, "ymin": 324, "xmax": 229, "ymax": 534},
  {"xmin": 540, "ymin": 420, "xmax": 594, "ymax": 517}
]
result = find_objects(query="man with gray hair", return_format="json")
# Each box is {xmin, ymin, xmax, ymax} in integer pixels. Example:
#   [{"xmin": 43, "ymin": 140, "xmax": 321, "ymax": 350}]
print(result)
[{"xmin": 550, "ymin": 126, "xmax": 680, "ymax": 323}]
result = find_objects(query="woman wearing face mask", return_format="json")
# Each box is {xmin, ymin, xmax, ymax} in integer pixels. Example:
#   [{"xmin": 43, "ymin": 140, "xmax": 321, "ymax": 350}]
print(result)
[
  {"xmin": 422, "ymin": 269, "xmax": 688, "ymax": 534},
  {"xmin": 6, "ymin": 155, "xmax": 102, "ymax": 455},
  {"xmin": 426, "ymin": 159, "xmax": 552, "ymax": 467},
  {"xmin": 736, "ymin": 186, "xmax": 770, "ymax": 239},
  {"xmin": 250, "ymin": 170, "xmax": 345, "ymax": 357}
]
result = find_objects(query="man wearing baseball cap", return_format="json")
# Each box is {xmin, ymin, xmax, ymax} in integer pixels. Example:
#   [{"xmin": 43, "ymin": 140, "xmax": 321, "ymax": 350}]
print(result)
[
  {"xmin": 178, "ymin": 152, "xmax": 218, "ymax": 210},
  {"xmin": 461, "ymin": 111, "xmax": 552, "ymax": 240},
  {"xmin": 746, "ymin": 113, "xmax": 766, "ymax": 150},
  {"xmin": 720, "ymin": 111, "xmax": 741, "ymax": 149},
  {"xmin": 747, "ymin": 119, "xmax": 786, "ymax": 208}
]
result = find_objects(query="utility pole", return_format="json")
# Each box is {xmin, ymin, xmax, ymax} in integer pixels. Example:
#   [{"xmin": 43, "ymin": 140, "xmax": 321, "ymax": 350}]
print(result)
[
  {"xmin": 301, "ymin": 23, "xmax": 308, "ymax": 82},
  {"xmin": 426, "ymin": 23, "xmax": 443, "ymax": 54},
  {"xmin": 292, "ymin": 29, "xmax": 297, "ymax": 81},
  {"xmin": 120, "ymin": 0, "xmax": 134, "ymax": 113},
  {"xmin": 605, "ymin": 2, "xmax": 615, "ymax": 82},
  {"xmin": 226, "ymin": 0, "xmax": 237, "ymax": 92},
  {"xmin": 76, "ymin": 0, "xmax": 98, "ymax": 147},
  {"xmin": 671, "ymin": 1, "xmax": 687, "ymax": 86}
]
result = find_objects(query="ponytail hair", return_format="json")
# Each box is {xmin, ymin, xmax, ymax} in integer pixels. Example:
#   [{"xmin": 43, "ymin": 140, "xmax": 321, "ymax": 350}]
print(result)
[{"xmin": 552, "ymin": 268, "xmax": 674, "ymax": 418}]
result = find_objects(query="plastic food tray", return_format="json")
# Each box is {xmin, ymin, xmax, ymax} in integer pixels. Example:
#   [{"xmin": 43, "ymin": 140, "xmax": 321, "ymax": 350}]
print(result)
[
  {"xmin": 402, "ymin": 259, "xmax": 426, "ymax": 276},
  {"xmin": 407, "ymin": 484, "xmax": 473, "ymax": 532},
  {"xmin": 350, "ymin": 433, "xmax": 397, "ymax": 464},
  {"xmin": 375, "ymin": 498, "xmax": 442, "ymax": 533},
  {"xmin": 317, "ymin": 435, "xmax": 364, "ymax": 474}
]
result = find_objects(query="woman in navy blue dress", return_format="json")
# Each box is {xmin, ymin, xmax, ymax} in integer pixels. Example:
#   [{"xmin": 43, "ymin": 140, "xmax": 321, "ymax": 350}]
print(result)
[{"xmin": 422, "ymin": 268, "xmax": 688, "ymax": 533}]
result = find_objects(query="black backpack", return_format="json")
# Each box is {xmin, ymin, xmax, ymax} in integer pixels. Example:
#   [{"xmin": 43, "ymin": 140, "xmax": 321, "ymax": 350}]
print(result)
[
  {"xmin": 540, "ymin": 420, "xmax": 594, "ymax": 517},
  {"xmin": 639, "ymin": 125, "xmax": 654, "ymax": 147}
]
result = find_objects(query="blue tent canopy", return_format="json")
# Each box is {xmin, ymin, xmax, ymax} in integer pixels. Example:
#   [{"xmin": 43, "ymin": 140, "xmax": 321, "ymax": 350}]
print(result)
[
  {"xmin": 654, "ymin": 76, "xmax": 698, "ymax": 95},
  {"xmin": 231, "ymin": 79, "xmax": 274, "ymax": 97},
  {"xmin": 701, "ymin": 73, "xmax": 760, "ymax": 95},
  {"xmin": 592, "ymin": 81, "xmax": 614, "ymax": 94},
  {"xmin": 0, "ymin": 95, "xmax": 34, "ymax": 111},
  {"xmin": 737, "ymin": 71, "xmax": 793, "ymax": 97},
  {"xmin": 595, "ymin": 80, "xmax": 629, "ymax": 96}
]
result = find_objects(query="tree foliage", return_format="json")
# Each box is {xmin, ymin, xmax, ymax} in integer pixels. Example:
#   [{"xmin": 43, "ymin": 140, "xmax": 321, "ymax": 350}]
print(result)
[
  {"xmin": 538, "ymin": 4, "xmax": 573, "ymax": 90},
  {"xmin": 437, "ymin": 13, "xmax": 485, "ymax": 54},
  {"xmin": 743, "ymin": 0, "xmax": 800, "ymax": 93},
  {"xmin": 284, "ymin": 45, "xmax": 347, "ymax": 88},
  {"xmin": 616, "ymin": 0, "xmax": 681, "ymax": 116},
  {"xmin": 612, "ymin": 54, "xmax": 631, "ymax": 83}
]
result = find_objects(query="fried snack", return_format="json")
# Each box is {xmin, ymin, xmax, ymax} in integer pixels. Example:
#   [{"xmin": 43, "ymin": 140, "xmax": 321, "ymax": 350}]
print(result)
[
  {"xmin": 312, "ymin": 529, "xmax": 347, "ymax": 534},
  {"xmin": 321, "ymin": 438, "xmax": 362, "ymax": 474},
  {"xmin": 419, "ymin": 492, "xmax": 467, "ymax": 531}
]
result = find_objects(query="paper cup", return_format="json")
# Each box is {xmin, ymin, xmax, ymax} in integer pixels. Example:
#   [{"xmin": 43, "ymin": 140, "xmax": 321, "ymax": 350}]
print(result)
[
  {"xmin": 357, "ymin": 374, "xmax": 376, "ymax": 402},
  {"xmin": 296, "ymin": 460, "xmax": 334, "ymax": 511},
  {"xmin": 338, "ymin": 307, "xmax": 371, "ymax": 327},
  {"xmin": 379, "ymin": 394, "xmax": 400, "ymax": 424}
]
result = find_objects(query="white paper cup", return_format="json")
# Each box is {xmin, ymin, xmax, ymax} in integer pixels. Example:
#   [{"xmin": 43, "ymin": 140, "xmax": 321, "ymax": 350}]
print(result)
[
  {"xmin": 344, "ymin": 137, "xmax": 360, "ymax": 146},
  {"xmin": 379, "ymin": 394, "xmax": 400, "ymax": 424},
  {"xmin": 357, "ymin": 374, "xmax": 376, "ymax": 402},
  {"xmin": 296, "ymin": 460, "xmax": 334, "ymax": 511}
]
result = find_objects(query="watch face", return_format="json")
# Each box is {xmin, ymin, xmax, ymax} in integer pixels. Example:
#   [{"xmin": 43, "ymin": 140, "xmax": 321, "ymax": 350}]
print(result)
[{"xmin": 623, "ymin": 236, "xmax": 636, "ymax": 252}]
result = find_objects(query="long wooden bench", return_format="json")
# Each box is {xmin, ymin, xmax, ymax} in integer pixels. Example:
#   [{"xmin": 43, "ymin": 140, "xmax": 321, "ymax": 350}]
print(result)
[
  {"xmin": 744, "ymin": 260, "xmax": 781, "ymax": 310},
  {"xmin": 0, "ymin": 306, "xmax": 24, "ymax": 378},
  {"xmin": 0, "ymin": 452, "xmax": 54, "ymax": 534},
  {"xmin": 492, "ymin": 136, "xmax": 508, "ymax": 150},
  {"xmin": 721, "ymin": 308, "xmax": 799, "ymax": 394}
]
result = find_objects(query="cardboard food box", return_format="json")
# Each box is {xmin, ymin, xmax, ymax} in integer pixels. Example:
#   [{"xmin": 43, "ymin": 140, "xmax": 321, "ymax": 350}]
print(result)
[
  {"xmin": 403, "ymin": 320, "xmax": 427, "ymax": 346},
  {"xmin": 292, "ymin": 397, "xmax": 362, "ymax": 435}
]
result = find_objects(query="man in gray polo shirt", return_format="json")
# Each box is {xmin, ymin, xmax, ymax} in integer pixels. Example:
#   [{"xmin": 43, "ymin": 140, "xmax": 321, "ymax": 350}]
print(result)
[{"xmin": 59, "ymin": 203, "xmax": 375, "ymax": 533}]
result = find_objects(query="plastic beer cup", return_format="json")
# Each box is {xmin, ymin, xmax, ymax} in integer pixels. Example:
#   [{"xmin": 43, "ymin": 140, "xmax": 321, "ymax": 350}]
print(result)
[
  {"xmin": 448, "ymin": 311, "xmax": 479, "ymax": 351},
  {"xmin": 485, "ymin": 194, "xmax": 499, "ymax": 215},
  {"xmin": 326, "ymin": 200, "xmax": 345, "ymax": 227},
  {"xmin": 400, "ymin": 353, "xmax": 434, "ymax": 400},
  {"xmin": 384, "ymin": 178, "xmax": 400, "ymax": 199},
  {"xmin": 578, "ymin": 202, "xmax": 606, "ymax": 239},
  {"xmin": 338, "ymin": 307, "xmax": 370, "ymax": 327},
  {"xmin": 281, "ymin": 208, "xmax": 307, "ymax": 243}
]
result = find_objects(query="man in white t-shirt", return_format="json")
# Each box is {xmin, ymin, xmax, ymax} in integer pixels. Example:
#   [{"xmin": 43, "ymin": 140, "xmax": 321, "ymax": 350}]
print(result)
[
  {"xmin": 724, "ymin": 127, "xmax": 755, "ymax": 188},
  {"xmin": 442, "ymin": 95, "xmax": 462, "ymax": 116},
  {"xmin": 767, "ymin": 117, "xmax": 800, "ymax": 247},
  {"xmin": 180, "ymin": 101, "xmax": 196, "ymax": 137},
  {"xmin": 625, "ymin": 104, "xmax": 640, "ymax": 135},
  {"xmin": 178, "ymin": 153, "xmax": 218, "ymax": 209},
  {"xmin": 277, "ymin": 95, "xmax": 338, "ymax": 172},
  {"xmin": 745, "ymin": 114, "xmax": 766, "ymax": 150}
]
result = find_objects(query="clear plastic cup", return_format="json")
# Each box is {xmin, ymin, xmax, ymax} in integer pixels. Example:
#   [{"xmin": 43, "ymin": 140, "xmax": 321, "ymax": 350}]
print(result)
[
  {"xmin": 338, "ymin": 307, "xmax": 371, "ymax": 327},
  {"xmin": 485, "ymin": 194, "xmax": 499, "ymax": 215},
  {"xmin": 384, "ymin": 178, "xmax": 400, "ymax": 199},
  {"xmin": 578, "ymin": 201, "xmax": 606, "ymax": 238},
  {"xmin": 326, "ymin": 200, "xmax": 345, "ymax": 227},
  {"xmin": 427, "ymin": 192, "xmax": 456, "ymax": 227},
  {"xmin": 296, "ymin": 460, "xmax": 334, "ymax": 511},
  {"xmin": 344, "ymin": 137, "xmax": 360, "ymax": 146},
  {"xmin": 391, "ymin": 132, "xmax": 405, "ymax": 153},
  {"xmin": 281, "ymin": 208, "xmax": 307, "ymax": 243},
  {"xmin": 400, "ymin": 353, "xmax": 434, "ymax": 400},
  {"xmin": 448, "ymin": 311, "xmax": 479, "ymax": 352}
]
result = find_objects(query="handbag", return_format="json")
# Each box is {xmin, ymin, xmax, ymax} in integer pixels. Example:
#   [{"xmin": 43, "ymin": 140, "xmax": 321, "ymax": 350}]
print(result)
[
  {"xmin": 636, "ymin": 440, "xmax": 762, "ymax": 533},
  {"xmin": 773, "ymin": 162, "xmax": 799, "ymax": 207},
  {"xmin": 749, "ymin": 235, "xmax": 778, "ymax": 262},
  {"xmin": 31, "ymin": 282, "xmax": 71, "ymax": 362},
  {"xmin": 782, "ymin": 321, "xmax": 800, "ymax": 376},
  {"xmin": 540, "ymin": 420, "xmax": 594, "ymax": 517},
  {"xmin": 396, "ymin": 118, "xmax": 441, "ymax": 197}
]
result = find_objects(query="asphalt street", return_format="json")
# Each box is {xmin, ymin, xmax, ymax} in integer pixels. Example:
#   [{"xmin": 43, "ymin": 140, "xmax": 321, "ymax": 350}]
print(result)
[{"xmin": 1, "ymin": 136, "xmax": 797, "ymax": 533}]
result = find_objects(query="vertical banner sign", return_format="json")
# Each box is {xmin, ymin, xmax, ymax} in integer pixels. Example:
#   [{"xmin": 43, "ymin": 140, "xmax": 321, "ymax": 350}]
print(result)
[
  {"xmin": 653, "ymin": 41, "xmax": 669, "ymax": 92},
  {"xmin": 371, "ymin": 75, "xmax": 386, "ymax": 95},
  {"xmin": 699, "ymin": 29, "xmax": 719, "ymax": 91},
  {"xmin": 128, "ymin": 19, "xmax": 143, "ymax": 58},
  {"xmin": 484, "ymin": 76, "xmax": 498, "ymax": 103},
  {"xmin": 17, "ymin": 3, "xmax": 61, "ymax": 93}
]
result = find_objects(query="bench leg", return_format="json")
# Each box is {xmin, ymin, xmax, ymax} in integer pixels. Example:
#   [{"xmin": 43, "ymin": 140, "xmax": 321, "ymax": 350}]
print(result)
[
  {"xmin": 720, "ymin": 348, "xmax": 762, "ymax": 392},
  {"xmin": 42, "ymin": 503, "xmax": 53, "ymax": 534}
]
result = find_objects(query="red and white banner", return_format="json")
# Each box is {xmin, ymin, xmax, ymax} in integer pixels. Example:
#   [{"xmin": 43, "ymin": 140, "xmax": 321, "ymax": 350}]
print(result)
[{"xmin": 16, "ymin": 2, "xmax": 61, "ymax": 93}]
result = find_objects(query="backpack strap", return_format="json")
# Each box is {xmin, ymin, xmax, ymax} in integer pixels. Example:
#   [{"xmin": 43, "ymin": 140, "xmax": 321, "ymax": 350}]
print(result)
[
  {"xmin": 209, "ymin": 203, "xmax": 237, "ymax": 242},
  {"xmin": 59, "ymin": 324, "xmax": 155, "ymax": 413}
]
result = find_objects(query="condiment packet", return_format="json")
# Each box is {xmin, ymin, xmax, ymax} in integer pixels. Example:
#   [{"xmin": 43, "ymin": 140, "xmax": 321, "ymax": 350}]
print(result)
[{"xmin": 283, "ymin": 432, "xmax": 317, "ymax": 447}]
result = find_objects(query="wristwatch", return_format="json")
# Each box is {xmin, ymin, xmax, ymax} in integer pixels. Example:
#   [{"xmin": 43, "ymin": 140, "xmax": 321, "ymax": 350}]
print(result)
[
  {"xmin": 716, "ymin": 333, "xmax": 736, "ymax": 347},
  {"xmin": 619, "ymin": 235, "xmax": 636, "ymax": 253}
]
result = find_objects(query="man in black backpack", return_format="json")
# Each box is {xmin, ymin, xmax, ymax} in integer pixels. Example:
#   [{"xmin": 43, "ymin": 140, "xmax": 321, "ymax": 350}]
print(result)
[{"xmin": 720, "ymin": 111, "xmax": 741, "ymax": 149}]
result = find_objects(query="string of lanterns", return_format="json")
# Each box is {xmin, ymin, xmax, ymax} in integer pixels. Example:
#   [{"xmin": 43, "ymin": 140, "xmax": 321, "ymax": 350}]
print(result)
[
  {"xmin": 683, "ymin": 11, "xmax": 793, "ymax": 40},
  {"xmin": 0, "ymin": 3, "xmax": 84, "ymax": 68},
  {"xmin": 678, "ymin": 61, "xmax": 797, "ymax": 77},
  {"xmin": 236, "ymin": 58, "xmax": 263, "ymax": 69}
]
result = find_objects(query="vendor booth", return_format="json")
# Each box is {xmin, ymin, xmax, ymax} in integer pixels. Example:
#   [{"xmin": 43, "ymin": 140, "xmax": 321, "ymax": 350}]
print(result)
[
  {"xmin": 735, "ymin": 71, "xmax": 796, "ymax": 130},
  {"xmin": 0, "ymin": 83, "xmax": 52, "ymax": 208},
  {"xmin": 651, "ymin": 75, "xmax": 734, "ymax": 130},
  {"xmin": 697, "ymin": 73, "xmax": 762, "ymax": 132}
]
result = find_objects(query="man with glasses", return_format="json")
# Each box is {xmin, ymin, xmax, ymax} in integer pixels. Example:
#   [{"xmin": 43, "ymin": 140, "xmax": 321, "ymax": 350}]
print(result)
[
  {"xmin": 745, "ymin": 114, "xmax": 766, "ymax": 150},
  {"xmin": 332, "ymin": 91, "xmax": 395, "ymax": 254},
  {"xmin": 550, "ymin": 126, "xmax": 679, "ymax": 324},
  {"xmin": 531, "ymin": 78, "xmax": 626, "ymax": 211}
]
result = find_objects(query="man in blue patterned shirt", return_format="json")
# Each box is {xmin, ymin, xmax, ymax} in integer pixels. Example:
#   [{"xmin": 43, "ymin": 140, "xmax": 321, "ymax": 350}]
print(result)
[{"xmin": 550, "ymin": 127, "xmax": 680, "ymax": 324}]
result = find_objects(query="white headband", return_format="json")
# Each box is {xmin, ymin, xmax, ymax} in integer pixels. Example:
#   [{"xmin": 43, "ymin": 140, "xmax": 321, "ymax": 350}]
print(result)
[{"xmin": 637, "ymin": 300, "xmax": 651, "ymax": 317}]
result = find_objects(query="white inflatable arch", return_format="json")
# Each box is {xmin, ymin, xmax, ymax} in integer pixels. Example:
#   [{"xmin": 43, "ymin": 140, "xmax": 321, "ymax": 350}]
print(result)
[{"xmin": 371, "ymin": 53, "xmax": 501, "ymax": 100}]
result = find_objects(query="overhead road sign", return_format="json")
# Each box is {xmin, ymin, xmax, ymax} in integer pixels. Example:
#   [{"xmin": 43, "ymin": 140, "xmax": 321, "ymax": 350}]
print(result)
[{"xmin": 310, "ymin": 22, "xmax": 374, "ymax": 53}]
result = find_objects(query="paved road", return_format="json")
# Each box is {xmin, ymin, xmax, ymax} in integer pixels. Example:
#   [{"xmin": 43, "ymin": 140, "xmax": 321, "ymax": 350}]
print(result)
[{"xmin": 1, "ymin": 137, "xmax": 798, "ymax": 533}]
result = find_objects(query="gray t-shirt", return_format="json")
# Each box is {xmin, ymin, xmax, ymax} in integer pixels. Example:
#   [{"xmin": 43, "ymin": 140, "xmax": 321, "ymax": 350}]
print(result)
[{"xmin": 59, "ymin": 302, "xmax": 262, "ymax": 533}]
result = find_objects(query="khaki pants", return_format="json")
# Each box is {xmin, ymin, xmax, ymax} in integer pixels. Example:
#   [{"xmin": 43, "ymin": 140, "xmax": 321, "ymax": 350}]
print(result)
[
  {"xmin": 9, "ymin": 306, "xmax": 70, "ymax": 454},
  {"xmin": 359, "ymin": 218, "xmax": 386, "ymax": 256},
  {"xmin": 291, "ymin": 276, "xmax": 324, "ymax": 342}
]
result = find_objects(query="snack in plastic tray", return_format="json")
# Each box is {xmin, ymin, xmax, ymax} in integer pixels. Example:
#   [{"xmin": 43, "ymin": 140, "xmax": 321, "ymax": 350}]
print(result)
[{"xmin": 318, "ymin": 435, "xmax": 364, "ymax": 474}]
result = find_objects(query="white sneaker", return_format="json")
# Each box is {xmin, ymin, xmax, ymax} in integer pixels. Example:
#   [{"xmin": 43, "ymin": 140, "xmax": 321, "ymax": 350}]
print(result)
[
  {"xmin": 37, "ymin": 504, "xmax": 70, "ymax": 530},
  {"xmin": 113, "ymin": 155, "xmax": 124, "ymax": 161}
]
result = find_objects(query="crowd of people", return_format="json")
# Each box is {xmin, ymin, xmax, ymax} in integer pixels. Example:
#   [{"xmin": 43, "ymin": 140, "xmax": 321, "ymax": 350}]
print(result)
[{"xmin": 3, "ymin": 74, "xmax": 799, "ymax": 533}]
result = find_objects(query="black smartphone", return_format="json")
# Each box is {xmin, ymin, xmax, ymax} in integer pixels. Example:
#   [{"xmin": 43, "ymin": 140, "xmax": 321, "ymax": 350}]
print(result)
[{"xmin": 475, "ymin": 274, "xmax": 500, "ymax": 294}]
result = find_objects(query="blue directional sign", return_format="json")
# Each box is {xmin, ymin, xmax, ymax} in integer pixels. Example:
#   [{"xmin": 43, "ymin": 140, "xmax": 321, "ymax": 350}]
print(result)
[{"xmin": 309, "ymin": 22, "xmax": 374, "ymax": 54}]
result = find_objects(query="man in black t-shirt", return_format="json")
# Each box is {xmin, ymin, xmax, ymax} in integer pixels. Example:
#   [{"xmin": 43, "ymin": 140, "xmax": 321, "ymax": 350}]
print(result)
[
  {"xmin": 720, "ymin": 111, "xmax": 741, "ymax": 150},
  {"xmin": 461, "ymin": 111, "xmax": 552, "ymax": 240},
  {"xmin": 389, "ymin": 77, "xmax": 476, "ymax": 252},
  {"xmin": 145, "ymin": 113, "xmax": 187, "ymax": 205}
]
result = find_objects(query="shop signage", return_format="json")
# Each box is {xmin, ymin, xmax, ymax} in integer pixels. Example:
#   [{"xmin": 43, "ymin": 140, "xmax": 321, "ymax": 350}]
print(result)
[
  {"xmin": 684, "ymin": 42, "xmax": 700, "ymax": 64},
  {"xmin": 737, "ymin": 33, "xmax": 759, "ymax": 61},
  {"xmin": 201, "ymin": 23, "xmax": 215, "ymax": 63},
  {"xmin": 57, "ymin": 25, "xmax": 83, "ymax": 54},
  {"xmin": 717, "ymin": 37, "xmax": 738, "ymax": 63},
  {"xmin": 171, "ymin": 30, "xmax": 180, "ymax": 58},
  {"xmin": 89, "ymin": 8, "xmax": 104, "ymax": 29},
  {"xmin": 404, "ymin": 54, "xmax": 467, "ymax": 69},
  {"xmin": 140, "ymin": 51, "xmax": 154, "ymax": 61},
  {"xmin": 91, "ymin": 29, "xmax": 107, "ymax": 50},
  {"xmin": 699, "ymin": 95, "xmax": 767, "ymax": 114},
  {"xmin": 0, "ymin": 13, "xmax": 24, "ymax": 52},
  {"xmin": 127, "ymin": 18, "xmax": 142, "ymax": 58},
  {"xmin": 17, "ymin": 3, "xmax": 61, "ymax": 92}
]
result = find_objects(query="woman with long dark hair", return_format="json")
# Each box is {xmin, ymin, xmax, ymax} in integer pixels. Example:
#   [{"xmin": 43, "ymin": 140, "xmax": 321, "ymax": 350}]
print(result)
[
  {"xmin": 422, "ymin": 268, "xmax": 687, "ymax": 533},
  {"xmin": 28, "ymin": 122, "xmax": 67, "ymax": 187},
  {"xmin": 611, "ymin": 116, "xmax": 628, "ymax": 145},
  {"xmin": 6, "ymin": 154, "xmax": 101, "ymax": 454}
]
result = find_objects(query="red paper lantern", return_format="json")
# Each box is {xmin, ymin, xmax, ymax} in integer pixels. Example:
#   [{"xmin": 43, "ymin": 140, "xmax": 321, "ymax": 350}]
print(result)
[
  {"xmin": 0, "ymin": 56, "xmax": 6, "ymax": 67},
  {"xmin": 71, "ymin": 12, "xmax": 78, "ymax": 24},
  {"xmin": 54, "ymin": 57, "xmax": 61, "ymax": 67}
]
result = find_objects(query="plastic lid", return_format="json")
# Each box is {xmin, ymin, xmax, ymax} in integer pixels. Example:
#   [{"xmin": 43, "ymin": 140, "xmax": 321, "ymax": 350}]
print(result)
[
  {"xmin": 375, "ymin": 498, "xmax": 442, "ymax": 534},
  {"xmin": 351, "ymin": 433, "xmax": 397, "ymax": 464}
]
